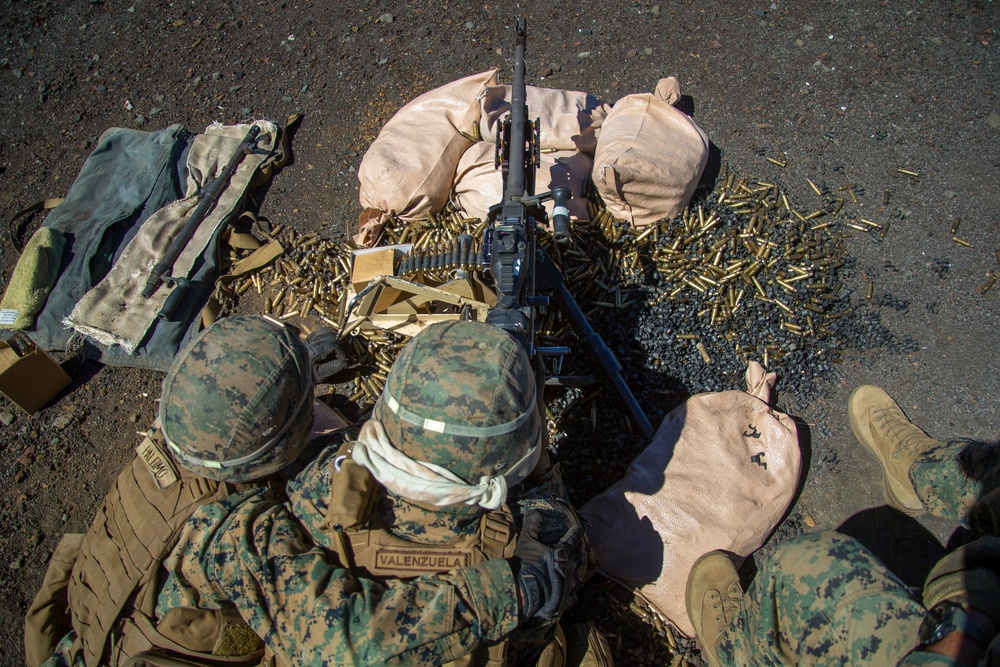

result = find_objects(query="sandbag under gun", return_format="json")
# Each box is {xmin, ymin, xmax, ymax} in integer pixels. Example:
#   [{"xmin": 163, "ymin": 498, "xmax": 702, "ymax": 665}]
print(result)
[
  {"xmin": 481, "ymin": 19, "xmax": 654, "ymax": 441},
  {"xmin": 141, "ymin": 125, "xmax": 261, "ymax": 316}
]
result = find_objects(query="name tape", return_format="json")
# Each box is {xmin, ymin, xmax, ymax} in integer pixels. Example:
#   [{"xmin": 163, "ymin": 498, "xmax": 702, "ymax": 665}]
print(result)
[{"xmin": 375, "ymin": 550, "xmax": 470, "ymax": 573}]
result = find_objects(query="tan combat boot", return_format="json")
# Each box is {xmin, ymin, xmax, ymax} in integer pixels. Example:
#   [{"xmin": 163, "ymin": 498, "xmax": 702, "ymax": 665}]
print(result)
[
  {"xmin": 849, "ymin": 385, "xmax": 943, "ymax": 517},
  {"xmin": 686, "ymin": 551, "xmax": 743, "ymax": 667}
]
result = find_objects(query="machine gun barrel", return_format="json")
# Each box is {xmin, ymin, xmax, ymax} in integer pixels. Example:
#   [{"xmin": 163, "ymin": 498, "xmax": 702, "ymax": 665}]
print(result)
[{"xmin": 503, "ymin": 20, "xmax": 528, "ymax": 202}]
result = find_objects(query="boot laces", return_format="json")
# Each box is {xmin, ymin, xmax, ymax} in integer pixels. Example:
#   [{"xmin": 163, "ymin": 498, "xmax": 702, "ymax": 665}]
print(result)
[
  {"xmin": 872, "ymin": 406, "xmax": 931, "ymax": 458},
  {"xmin": 716, "ymin": 582, "xmax": 743, "ymax": 622}
]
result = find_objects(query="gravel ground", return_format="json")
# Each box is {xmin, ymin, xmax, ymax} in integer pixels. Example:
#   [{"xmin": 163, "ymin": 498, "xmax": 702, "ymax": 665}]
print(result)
[{"xmin": 1, "ymin": 1, "xmax": 998, "ymax": 664}]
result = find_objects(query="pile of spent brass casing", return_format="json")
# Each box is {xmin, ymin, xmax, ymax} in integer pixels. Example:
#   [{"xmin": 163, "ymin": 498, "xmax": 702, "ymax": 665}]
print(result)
[{"xmin": 231, "ymin": 164, "xmax": 907, "ymax": 416}]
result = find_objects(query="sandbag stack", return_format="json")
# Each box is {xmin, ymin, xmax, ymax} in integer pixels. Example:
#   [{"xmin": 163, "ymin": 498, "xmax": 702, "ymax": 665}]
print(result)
[{"xmin": 356, "ymin": 72, "xmax": 710, "ymax": 243}]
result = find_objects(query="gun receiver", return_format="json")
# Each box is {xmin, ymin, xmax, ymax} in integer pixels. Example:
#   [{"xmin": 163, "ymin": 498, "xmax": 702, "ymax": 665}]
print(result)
[{"xmin": 482, "ymin": 19, "xmax": 654, "ymax": 441}]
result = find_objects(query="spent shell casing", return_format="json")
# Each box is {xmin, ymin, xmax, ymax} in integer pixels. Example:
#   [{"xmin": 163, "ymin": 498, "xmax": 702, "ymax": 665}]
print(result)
[
  {"xmin": 866, "ymin": 279, "xmax": 874, "ymax": 299},
  {"xmin": 983, "ymin": 275, "xmax": 997, "ymax": 294},
  {"xmin": 635, "ymin": 225, "xmax": 656, "ymax": 243},
  {"xmin": 734, "ymin": 288, "xmax": 745, "ymax": 311},
  {"xmin": 953, "ymin": 237, "xmax": 972, "ymax": 248},
  {"xmin": 696, "ymin": 342, "xmax": 712, "ymax": 364},
  {"xmin": 897, "ymin": 168, "xmax": 920, "ymax": 177},
  {"xmin": 806, "ymin": 179, "xmax": 823, "ymax": 196},
  {"xmin": 776, "ymin": 278, "xmax": 797, "ymax": 293},
  {"xmin": 950, "ymin": 218, "xmax": 961, "ymax": 234},
  {"xmin": 766, "ymin": 157, "xmax": 787, "ymax": 168}
]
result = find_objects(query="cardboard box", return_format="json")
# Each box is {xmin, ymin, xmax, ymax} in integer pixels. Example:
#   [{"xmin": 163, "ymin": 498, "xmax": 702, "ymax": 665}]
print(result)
[
  {"xmin": 350, "ymin": 245, "xmax": 412, "ymax": 289},
  {"xmin": 342, "ymin": 276, "xmax": 494, "ymax": 338},
  {"xmin": 0, "ymin": 332, "xmax": 71, "ymax": 414}
]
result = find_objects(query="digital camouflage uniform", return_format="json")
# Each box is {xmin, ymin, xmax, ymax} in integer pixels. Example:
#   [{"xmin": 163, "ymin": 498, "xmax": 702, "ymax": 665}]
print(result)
[
  {"xmin": 34, "ymin": 320, "xmax": 587, "ymax": 667},
  {"xmin": 154, "ymin": 321, "xmax": 587, "ymax": 667},
  {"xmin": 153, "ymin": 438, "xmax": 578, "ymax": 666},
  {"xmin": 154, "ymin": 481, "xmax": 522, "ymax": 666},
  {"xmin": 910, "ymin": 439, "xmax": 1000, "ymax": 524},
  {"xmin": 718, "ymin": 437, "xmax": 1000, "ymax": 666},
  {"xmin": 30, "ymin": 316, "xmax": 315, "ymax": 667}
]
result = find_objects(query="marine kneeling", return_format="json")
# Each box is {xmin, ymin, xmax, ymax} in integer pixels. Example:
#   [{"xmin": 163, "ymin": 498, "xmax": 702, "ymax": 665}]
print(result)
[{"xmin": 28, "ymin": 318, "xmax": 594, "ymax": 667}]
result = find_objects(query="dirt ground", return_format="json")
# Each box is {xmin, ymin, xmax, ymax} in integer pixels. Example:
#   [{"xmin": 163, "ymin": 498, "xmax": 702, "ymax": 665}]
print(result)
[{"xmin": 1, "ymin": 0, "xmax": 998, "ymax": 664}]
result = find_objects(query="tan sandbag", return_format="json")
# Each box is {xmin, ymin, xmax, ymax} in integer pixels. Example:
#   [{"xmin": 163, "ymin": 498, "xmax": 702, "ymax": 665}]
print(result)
[
  {"xmin": 592, "ymin": 79, "xmax": 709, "ymax": 227},
  {"xmin": 580, "ymin": 362, "xmax": 801, "ymax": 638},
  {"xmin": 358, "ymin": 70, "xmax": 498, "ymax": 222},
  {"xmin": 452, "ymin": 142, "xmax": 594, "ymax": 223},
  {"xmin": 653, "ymin": 76, "xmax": 682, "ymax": 105},
  {"xmin": 479, "ymin": 84, "xmax": 612, "ymax": 154}
]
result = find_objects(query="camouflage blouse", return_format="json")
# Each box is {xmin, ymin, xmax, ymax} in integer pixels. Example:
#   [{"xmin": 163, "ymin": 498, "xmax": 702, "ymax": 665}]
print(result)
[{"xmin": 156, "ymin": 486, "xmax": 520, "ymax": 665}]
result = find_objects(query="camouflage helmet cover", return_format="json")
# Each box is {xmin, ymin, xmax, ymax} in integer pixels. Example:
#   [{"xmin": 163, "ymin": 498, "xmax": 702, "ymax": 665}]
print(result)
[
  {"xmin": 372, "ymin": 321, "xmax": 542, "ymax": 490},
  {"xmin": 160, "ymin": 315, "xmax": 314, "ymax": 481}
]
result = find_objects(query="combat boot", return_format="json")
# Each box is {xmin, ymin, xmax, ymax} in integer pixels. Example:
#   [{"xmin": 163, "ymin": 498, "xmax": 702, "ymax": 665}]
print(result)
[
  {"xmin": 849, "ymin": 385, "xmax": 943, "ymax": 517},
  {"xmin": 686, "ymin": 551, "xmax": 743, "ymax": 667}
]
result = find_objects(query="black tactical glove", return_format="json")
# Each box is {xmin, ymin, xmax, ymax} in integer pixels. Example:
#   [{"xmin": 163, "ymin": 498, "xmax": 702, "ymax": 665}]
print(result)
[
  {"xmin": 511, "ymin": 504, "xmax": 587, "ymax": 620},
  {"xmin": 303, "ymin": 327, "xmax": 349, "ymax": 384}
]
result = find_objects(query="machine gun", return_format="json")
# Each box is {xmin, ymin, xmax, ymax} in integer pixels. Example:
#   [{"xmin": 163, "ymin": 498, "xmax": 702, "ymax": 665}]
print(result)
[{"xmin": 481, "ymin": 19, "xmax": 654, "ymax": 441}]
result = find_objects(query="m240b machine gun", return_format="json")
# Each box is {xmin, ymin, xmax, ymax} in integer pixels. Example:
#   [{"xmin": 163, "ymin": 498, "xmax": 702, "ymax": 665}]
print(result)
[{"xmin": 481, "ymin": 19, "xmax": 654, "ymax": 441}]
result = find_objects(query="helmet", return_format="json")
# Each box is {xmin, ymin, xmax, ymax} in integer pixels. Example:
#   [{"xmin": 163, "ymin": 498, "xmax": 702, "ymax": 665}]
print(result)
[
  {"xmin": 159, "ymin": 315, "xmax": 314, "ymax": 482},
  {"xmin": 372, "ymin": 321, "xmax": 542, "ymax": 496}
]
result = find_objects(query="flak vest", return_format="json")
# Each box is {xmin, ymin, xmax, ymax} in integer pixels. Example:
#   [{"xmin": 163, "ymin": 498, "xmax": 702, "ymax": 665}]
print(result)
[
  {"xmin": 47, "ymin": 427, "xmax": 269, "ymax": 667},
  {"xmin": 322, "ymin": 447, "xmax": 520, "ymax": 667}
]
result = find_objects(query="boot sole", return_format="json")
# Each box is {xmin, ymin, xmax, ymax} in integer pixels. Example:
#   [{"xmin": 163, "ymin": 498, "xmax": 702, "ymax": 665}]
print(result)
[{"xmin": 848, "ymin": 389, "xmax": 926, "ymax": 518}]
